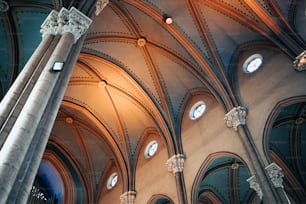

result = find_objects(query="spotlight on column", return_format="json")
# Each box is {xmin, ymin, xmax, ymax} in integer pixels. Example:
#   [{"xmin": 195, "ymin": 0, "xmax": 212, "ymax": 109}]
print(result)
[{"xmin": 51, "ymin": 61, "xmax": 64, "ymax": 72}]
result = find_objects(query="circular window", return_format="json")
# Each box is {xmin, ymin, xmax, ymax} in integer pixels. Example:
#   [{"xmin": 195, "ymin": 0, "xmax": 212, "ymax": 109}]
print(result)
[
  {"xmin": 144, "ymin": 141, "xmax": 158, "ymax": 159},
  {"xmin": 243, "ymin": 54, "xmax": 263, "ymax": 73},
  {"xmin": 107, "ymin": 173, "xmax": 118, "ymax": 190},
  {"xmin": 189, "ymin": 101, "xmax": 206, "ymax": 120}
]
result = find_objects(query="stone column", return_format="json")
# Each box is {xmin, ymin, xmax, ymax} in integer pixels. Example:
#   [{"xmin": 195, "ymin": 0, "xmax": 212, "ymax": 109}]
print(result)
[
  {"xmin": 166, "ymin": 154, "xmax": 187, "ymax": 204},
  {"xmin": 265, "ymin": 162, "xmax": 291, "ymax": 203},
  {"xmin": 0, "ymin": 7, "xmax": 92, "ymax": 203},
  {"xmin": 0, "ymin": 10, "xmax": 60, "ymax": 147},
  {"xmin": 120, "ymin": 191, "xmax": 136, "ymax": 204},
  {"xmin": 247, "ymin": 175, "xmax": 263, "ymax": 200},
  {"xmin": 224, "ymin": 106, "xmax": 284, "ymax": 203}
]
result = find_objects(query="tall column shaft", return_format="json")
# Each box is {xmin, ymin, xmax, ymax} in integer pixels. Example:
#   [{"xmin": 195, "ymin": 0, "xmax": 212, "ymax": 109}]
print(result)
[
  {"xmin": 0, "ymin": 32, "xmax": 74, "ymax": 203},
  {"xmin": 237, "ymin": 126, "xmax": 281, "ymax": 203},
  {"xmin": 9, "ymin": 34, "xmax": 86, "ymax": 204},
  {"xmin": 166, "ymin": 154, "xmax": 187, "ymax": 204},
  {"xmin": 0, "ymin": 34, "xmax": 53, "ymax": 125},
  {"xmin": 0, "ymin": 35, "xmax": 60, "ymax": 148}
]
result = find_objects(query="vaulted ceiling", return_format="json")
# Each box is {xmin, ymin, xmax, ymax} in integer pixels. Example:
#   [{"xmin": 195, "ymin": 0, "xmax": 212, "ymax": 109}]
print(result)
[{"xmin": 0, "ymin": 0, "xmax": 305, "ymax": 203}]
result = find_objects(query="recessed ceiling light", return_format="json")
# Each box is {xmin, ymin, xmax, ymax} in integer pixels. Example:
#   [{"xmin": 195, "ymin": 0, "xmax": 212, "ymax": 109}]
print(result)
[
  {"xmin": 189, "ymin": 101, "xmax": 206, "ymax": 120},
  {"xmin": 243, "ymin": 54, "xmax": 263, "ymax": 73}
]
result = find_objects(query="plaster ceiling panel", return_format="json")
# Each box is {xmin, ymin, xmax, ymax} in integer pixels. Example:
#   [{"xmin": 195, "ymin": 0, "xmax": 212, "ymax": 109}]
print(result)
[
  {"xmin": 88, "ymin": 5, "xmax": 134, "ymax": 38},
  {"xmin": 270, "ymin": 123, "xmax": 293, "ymax": 168},
  {"xmin": 83, "ymin": 41, "xmax": 161, "ymax": 105},
  {"xmin": 274, "ymin": 0, "xmax": 294, "ymax": 22},
  {"xmin": 70, "ymin": 62, "xmax": 100, "ymax": 81},
  {"xmin": 64, "ymin": 83, "xmax": 123, "ymax": 146},
  {"xmin": 77, "ymin": 125, "xmax": 111, "ymax": 190},
  {"xmin": 199, "ymin": 3, "xmax": 264, "ymax": 73},
  {"xmin": 150, "ymin": 48, "xmax": 204, "ymax": 120},
  {"xmin": 51, "ymin": 120, "xmax": 87, "ymax": 169},
  {"xmin": 144, "ymin": 0, "xmax": 210, "ymax": 58},
  {"xmin": 215, "ymin": 0, "xmax": 258, "ymax": 22},
  {"xmin": 107, "ymin": 85, "xmax": 158, "ymax": 156},
  {"xmin": 13, "ymin": 7, "xmax": 49, "ymax": 71},
  {"xmin": 201, "ymin": 168, "xmax": 230, "ymax": 204},
  {"xmin": 76, "ymin": 54, "xmax": 158, "ymax": 112},
  {"xmin": 121, "ymin": 2, "xmax": 199, "ymax": 69},
  {"xmin": 238, "ymin": 167, "xmax": 252, "ymax": 203}
]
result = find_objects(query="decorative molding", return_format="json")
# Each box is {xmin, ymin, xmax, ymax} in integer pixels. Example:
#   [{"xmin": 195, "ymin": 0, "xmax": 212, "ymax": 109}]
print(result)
[
  {"xmin": 95, "ymin": 0, "xmax": 109, "ymax": 16},
  {"xmin": 247, "ymin": 175, "xmax": 263, "ymax": 200},
  {"xmin": 265, "ymin": 162, "xmax": 284, "ymax": 188},
  {"xmin": 293, "ymin": 50, "xmax": 306, "ymax": 71},
  {"xmin": 40, "ymin": 7, "xmax": 92, "ymax": 43},
  {"xmin": 120, "ymin": 191, "xmax": 136, "ymax": 204},
  {"xmin": 224, "ymin": 106, "xmax": 247, "ymax": 131},
  {"xmin": 40, "ymin": 10, "xmax": 59, "ymax": 37},
  {"xmin": 166, "ymin": 154, "xmax": 185, "ymax": 174},
  {"xmin": 0, "ymin": 0, "xmax": 9, "ymax": 12},
  {"xmin": 137, "ymin": 38, "xmax": 146, "ymax": 47}
]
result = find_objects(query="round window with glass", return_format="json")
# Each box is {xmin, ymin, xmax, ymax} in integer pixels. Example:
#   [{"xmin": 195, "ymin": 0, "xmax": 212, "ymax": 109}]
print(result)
[
  {"xmin": 243, "ymin": 54, "xmax": 263, "ymax": 73},
  {"xmin": 144, "ymin": 140, "xmax": 158, "ymax": 159},
  {"xmin": 189, "ymin": 101, "xmax": 206, "ymax": 120},
  {"xmin": 107, "ymin": 173, "xmax": 118, "ymax": 190}
]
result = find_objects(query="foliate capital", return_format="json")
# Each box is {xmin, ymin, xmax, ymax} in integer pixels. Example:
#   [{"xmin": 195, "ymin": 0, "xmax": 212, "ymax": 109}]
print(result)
[
  {"xmin": 95, "ymin": 0, "xmax": 109, "ymax": 16},
  {"xmin": 247, "ymin": 175, "xmax": 263, "ymax": 200},
  {"xmin": 40, "ymin": 10, "xmax": 59, "ymax": 37},
  {"xmin": 40, "ymin": 7, "xmax": 92, "ymax": 43},
  {"xmin": 265, "ymin": 162, "xmax": 284, "ymax": 188},
  {"xmin": 120, "ymin": 191, "xmax": 136, "ymax": 204},
  {"xmin": 166, "ymin": 154, "xmax": 185, "ymax": 174},
  {"xmin": 293, "ymin": 51, "xmax": 306, "ymax": 71},
  {"xmin": 224, "ymin": 106, "xmax": 247, "ymax": 131}
]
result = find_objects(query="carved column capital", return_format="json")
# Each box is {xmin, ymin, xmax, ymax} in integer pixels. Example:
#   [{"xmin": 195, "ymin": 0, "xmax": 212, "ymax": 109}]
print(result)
[
  {"xmin": 293, "ymin": 51, "xmax": 306, "ymax": 71},
  {"xmin": 40, "ymin": 10, "xmax": 59, "ymax": 37},
  {"xmin": 265, "ymin": 162, "xmax": 284, "ymax": 188},
  {"xmin": 224, "ymin": 106, "xmax": 247, "ymax": 131},
  {"xmin": 166, "ymin": 154, "xmax": 185, "ymax": 174},
  {"xmin": 41, "ymin": 7, "xmax": 92, "ymax": 43},
  {"xmin": 120, "ymin": 191, "xmax": 136, "ymax": 204},
  {"xmin": 247, "ymin": 175, "xmax": 263, "ymax": 200},
  {"xmin": 95, "ymin": 0, "xmax": 109, "ymax": 16}
]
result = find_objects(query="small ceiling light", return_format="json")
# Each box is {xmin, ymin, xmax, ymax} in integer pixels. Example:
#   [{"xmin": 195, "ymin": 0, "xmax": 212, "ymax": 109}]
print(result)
[
  {"xmin": 51, "ymin": 61, "xmax": 64, "ymax": 72},
  {"xmin": 189, "ymin": 101, "xmax": 206, "ymax": 120},
  {"xmin": 243, "ymin": 54, "xmax": 263, "ymax": 73},
  {"xmin": 98, "ymin": 80, "xmax": 107, "ymax": 88},
  {"xmin": 137, "ymin": 38, "xmax": 146, "ymax": 47},
  {"xmin": 65, "ymin": 117, "xmax": 73, "ymax": 124},
  {"xmin": 144, "ymin": 140, "xmax": 158, "ymax": 159},
  {"xmin": 163, "ymin": 14, "xmax": 173, "ymax": 24},
  {"xmin": 107, "ymin": 173, "xmax": 118, "ymax": 190}
]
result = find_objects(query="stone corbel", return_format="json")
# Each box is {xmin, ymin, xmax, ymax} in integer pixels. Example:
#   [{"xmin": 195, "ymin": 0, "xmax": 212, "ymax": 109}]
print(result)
[
  {"xmin": 224, "ymin": 106, "xmax": 247, "ymax": 131},
  {"xmin": 247, "ymin": 175, "xmax": 263, "ymax": 200},
  {"xmin": 293, "ymin": 50, "xmax": 306, "ymax": 71},
  {"xmin": 166, "ymin": 154, "xmax": 185, "ymax": 174},
  {"xmin": 120, "ymin": 191, "xmax": 136, "ymax": 204},
  {"xmin": 265, "ymin": 162, "xmax": 284, "ymax": 188}
]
